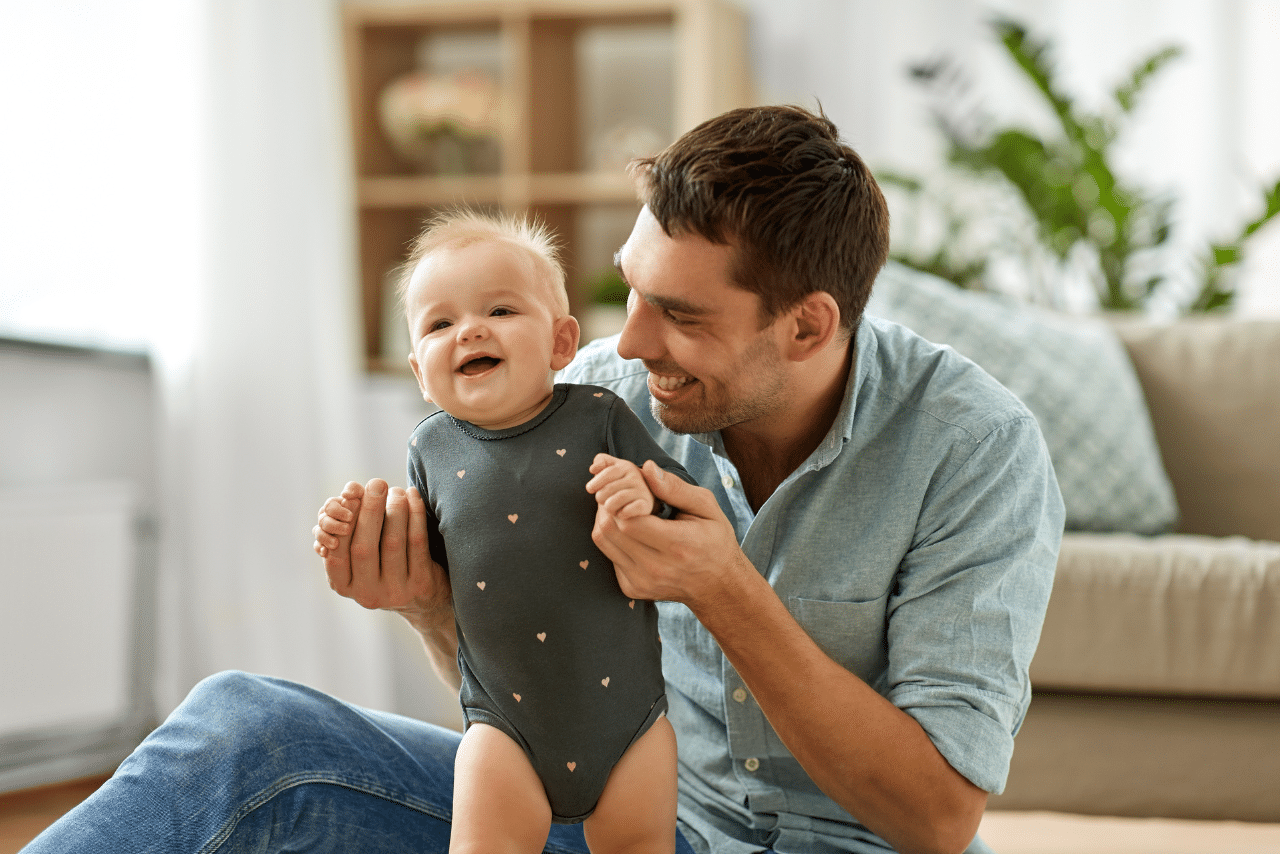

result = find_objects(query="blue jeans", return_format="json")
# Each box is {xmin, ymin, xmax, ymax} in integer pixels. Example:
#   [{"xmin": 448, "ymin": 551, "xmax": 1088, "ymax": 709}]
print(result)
[{"xmin": 23, "ymin": 671, "xmax": 695, "ymax": 853}]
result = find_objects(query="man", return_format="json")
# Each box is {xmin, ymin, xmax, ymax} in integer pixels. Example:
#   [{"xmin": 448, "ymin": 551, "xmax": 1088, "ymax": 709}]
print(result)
[
  {"xmin": 317, "ymin": 105, "xmax": 1061, "ymax": 853},
  {"xmin": 25, "ymin": 106, "xmax": 1061, "ymax": 854}
]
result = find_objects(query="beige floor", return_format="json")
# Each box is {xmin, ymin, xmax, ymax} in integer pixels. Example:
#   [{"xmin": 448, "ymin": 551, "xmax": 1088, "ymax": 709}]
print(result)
[
  {"xmin": 978, "ymin": 810, "xmax": 1280, "ymax": 854},
  {"xmin": 6, "ymin": 785, "xmax": 1280, "ymax": 854}
]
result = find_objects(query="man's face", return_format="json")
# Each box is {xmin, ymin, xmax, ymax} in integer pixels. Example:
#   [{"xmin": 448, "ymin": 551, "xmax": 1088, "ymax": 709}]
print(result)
[{"xmin": 615, "ymin": 206, "xmax": 790, "ymax": 435}]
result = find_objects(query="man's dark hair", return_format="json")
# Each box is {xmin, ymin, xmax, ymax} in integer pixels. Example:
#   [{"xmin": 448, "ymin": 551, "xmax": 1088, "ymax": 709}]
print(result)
[{"xmin": 630, "ymin": 104, "xmax": 889, "ymax": 335}]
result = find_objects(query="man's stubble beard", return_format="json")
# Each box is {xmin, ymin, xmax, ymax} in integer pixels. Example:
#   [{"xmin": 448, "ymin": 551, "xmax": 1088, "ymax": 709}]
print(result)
[{"xmin": 649, "ymin": 335, "xmax": 788, "ymax": 436}]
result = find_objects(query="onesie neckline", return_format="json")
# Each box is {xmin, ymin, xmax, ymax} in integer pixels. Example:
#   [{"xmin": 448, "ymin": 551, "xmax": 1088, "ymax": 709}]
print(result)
[{"xmin": 448, "ymin": 384, "xmax": 572, "ymax": 441}]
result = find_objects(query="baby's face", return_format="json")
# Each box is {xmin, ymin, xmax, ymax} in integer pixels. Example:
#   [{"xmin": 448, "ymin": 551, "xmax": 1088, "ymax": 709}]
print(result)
[{"xmin": 405, "ymin": 240, "xmax": 576, "ymax": 430}]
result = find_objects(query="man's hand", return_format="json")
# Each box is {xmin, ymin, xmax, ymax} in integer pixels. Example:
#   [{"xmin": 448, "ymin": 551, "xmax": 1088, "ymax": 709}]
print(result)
[
  {"xmin": 589, "ymin": 460, "xmax": 752, "ymax": 610},
  {"xmin": 314, "ymin": 479, "xmax": 451, "ymax": 629}
]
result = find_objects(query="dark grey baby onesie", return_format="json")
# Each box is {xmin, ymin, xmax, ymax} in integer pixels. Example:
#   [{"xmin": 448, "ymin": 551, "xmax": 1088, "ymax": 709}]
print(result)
[{"xmin": 406, "ymin": 383, "xmax": 695, "ymax": 823}]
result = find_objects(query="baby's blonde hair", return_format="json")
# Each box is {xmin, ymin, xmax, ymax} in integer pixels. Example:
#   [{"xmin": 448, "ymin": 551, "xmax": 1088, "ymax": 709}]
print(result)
[{"xmin": 396, "ymin": 209, "xmax": 568, "ymax": 316}]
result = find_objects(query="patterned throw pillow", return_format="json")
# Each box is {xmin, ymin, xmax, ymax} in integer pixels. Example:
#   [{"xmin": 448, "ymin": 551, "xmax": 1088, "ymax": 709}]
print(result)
[{"xmin": 866, "ymin": 262, "xmax": 1178, "ymax": 534}]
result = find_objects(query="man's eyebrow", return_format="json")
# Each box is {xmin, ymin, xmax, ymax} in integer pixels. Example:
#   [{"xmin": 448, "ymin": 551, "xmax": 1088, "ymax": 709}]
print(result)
[{"xmin": 612, "ymin": 249, "xmax": 712, "ymax": 316}]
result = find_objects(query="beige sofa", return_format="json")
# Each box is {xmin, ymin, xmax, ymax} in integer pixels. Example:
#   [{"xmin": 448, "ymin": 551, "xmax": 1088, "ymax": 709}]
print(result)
[{"xmin": 989, "ymin": 317, "xmax": 1280, "ymax": 822}]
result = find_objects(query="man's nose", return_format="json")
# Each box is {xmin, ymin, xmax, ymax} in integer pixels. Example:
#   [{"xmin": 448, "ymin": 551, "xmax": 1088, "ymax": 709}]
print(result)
[{"xmin": 617, "ymin": 293, "xmax": 660, "ymax": 363}]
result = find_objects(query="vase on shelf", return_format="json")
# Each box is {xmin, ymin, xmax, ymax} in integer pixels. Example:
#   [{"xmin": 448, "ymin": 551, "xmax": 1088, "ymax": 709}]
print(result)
[{"xmin": 378, "ymin": 68, "xmax": 502, "ymax": 174}]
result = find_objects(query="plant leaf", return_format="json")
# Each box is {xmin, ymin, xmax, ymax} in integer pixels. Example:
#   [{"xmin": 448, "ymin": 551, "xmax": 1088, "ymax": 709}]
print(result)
[
  {"xmin": 991, "ymin": 16, "xmax": 1080, "ymax": 140},
  {"xmin": 1212, "ymin": 243, "xmax": 1242, "ymax": 267},
  {"xmin": 1242, "ymin": 176, "xmax": 1280, "ymax": 238},
  {"xmin": 1114, "ymin": 45, "xmax": 1183, "ymax": 113}
]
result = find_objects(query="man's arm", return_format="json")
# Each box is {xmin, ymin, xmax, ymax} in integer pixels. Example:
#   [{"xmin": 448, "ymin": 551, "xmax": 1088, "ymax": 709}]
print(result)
[
  {"xmin": 315, "ymin": 479, "xmax": 460, "ymax": 691},
  {"xmin": 591, "ymin": 463, "xmax": 987, "ymax": 854}
]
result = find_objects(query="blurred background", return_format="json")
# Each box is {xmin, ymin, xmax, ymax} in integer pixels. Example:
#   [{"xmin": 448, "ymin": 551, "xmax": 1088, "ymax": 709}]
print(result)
[{"xmin": 1, "ymin": 0, "xmax": 1276, "ymax": 811}]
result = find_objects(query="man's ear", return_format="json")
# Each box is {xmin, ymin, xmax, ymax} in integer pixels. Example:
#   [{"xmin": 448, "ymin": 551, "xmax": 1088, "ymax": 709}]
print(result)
[
  {"xmin": 550, "ymin": 315, "xmax": 581, "ymax": 370},
  {"xmin": 785, "ymin": 291, "xmax": 841, "ymax": 362},
  {"xmin": 407, "ymin": 353, "xmax": 433, "ymax": 403}
]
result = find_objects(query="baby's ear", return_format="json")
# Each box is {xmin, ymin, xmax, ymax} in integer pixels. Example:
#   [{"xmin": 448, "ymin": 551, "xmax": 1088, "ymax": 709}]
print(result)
[{"xmin": 550, "ymin": 315, "xmax": 580, "ymax": 370}]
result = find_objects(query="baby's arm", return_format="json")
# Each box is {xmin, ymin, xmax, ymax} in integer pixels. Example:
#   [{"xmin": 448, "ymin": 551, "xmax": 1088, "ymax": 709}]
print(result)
[{"xmin": 586, "ymin": 454, "xmax": 656, "ymax": 520}]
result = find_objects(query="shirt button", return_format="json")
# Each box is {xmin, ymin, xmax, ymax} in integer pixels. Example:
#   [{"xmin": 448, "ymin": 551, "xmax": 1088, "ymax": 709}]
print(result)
[
  {"xmin": 721, "ymin": 474, "xmax": 735, "ymax": 489},
  {"xmin": 744, "ymin": 757, "xmax": 760, "ymax": 772},
  {"xmin": 732, "ymin": 687, "xmax": 748, "ymax": 703}
]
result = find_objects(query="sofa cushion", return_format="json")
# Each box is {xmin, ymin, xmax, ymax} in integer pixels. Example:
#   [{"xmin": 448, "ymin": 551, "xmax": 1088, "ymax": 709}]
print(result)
[
  {"xmin": 1031, "ymin": 532, "xmax": 1280, "ymax": 698},
  {"xmin": 1111, "ymin": 317, "xmax": 1280, "ymax": 543},
  {"xmin": 993, "ymin": 691, "xmax": 1280, "ymax": 821},
  {"xmin": 867, "ymin": 263, "xmax": 1178, "ymax": 533}
]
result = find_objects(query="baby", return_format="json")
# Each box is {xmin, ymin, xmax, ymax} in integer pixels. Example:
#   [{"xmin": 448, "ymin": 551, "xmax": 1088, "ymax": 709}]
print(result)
[{"xmin": 321, "ymin": 210, "xmax": 691, "ymax": 853}]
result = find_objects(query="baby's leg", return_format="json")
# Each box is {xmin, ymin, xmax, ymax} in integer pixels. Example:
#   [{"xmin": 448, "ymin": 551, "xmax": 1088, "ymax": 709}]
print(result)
[
  {"xmin": 451, "ymin": 722, "xmax": 552, "ymax": 854},
  {"xmin": 582, "ymin": 715, "xmax": 678, "ymax": 854}
]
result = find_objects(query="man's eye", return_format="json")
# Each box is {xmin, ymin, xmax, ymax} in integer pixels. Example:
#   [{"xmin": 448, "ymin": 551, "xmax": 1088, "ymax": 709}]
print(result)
[{"xmin": 662, "ymin": 308, "xmax": 691, "ymax": 326}]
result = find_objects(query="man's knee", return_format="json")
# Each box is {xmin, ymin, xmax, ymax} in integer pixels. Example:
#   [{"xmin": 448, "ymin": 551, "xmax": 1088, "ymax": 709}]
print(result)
[{"xmin": 173, "ymin": 670, "xmax": 340, "ymax": 754}]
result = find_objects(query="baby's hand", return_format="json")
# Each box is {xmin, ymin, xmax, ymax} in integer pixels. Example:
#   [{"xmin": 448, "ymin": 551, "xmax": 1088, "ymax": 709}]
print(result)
[
  {"xmin": 586, "ymin": 453, "xmax": 655, "ymax": 520},
  {"xmin": 313, "ymin": 482, "xmax": 363, "ymax": 558}
]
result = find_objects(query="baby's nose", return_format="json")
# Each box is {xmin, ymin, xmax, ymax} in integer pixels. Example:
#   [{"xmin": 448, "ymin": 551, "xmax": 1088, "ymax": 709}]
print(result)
[{"xmin": 457, "ymin": 318, "xmax": 488, "ymax": 342}]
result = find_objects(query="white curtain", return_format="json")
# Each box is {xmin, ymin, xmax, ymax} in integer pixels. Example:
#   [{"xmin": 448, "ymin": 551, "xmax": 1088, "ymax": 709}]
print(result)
[
  {"xmin": 154, "ymin": 0, "xmax": 392, "ymax": 715},
  {"xmin": 739, "ymin": 0, "xmax": 1280, "ymax": 317}
]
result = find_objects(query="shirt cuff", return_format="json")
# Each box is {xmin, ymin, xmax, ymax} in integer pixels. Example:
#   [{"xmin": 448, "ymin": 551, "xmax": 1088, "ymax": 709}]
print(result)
[{"xmin": 900, "ymin": 698, "xmax": 1017, "ymax": 794}]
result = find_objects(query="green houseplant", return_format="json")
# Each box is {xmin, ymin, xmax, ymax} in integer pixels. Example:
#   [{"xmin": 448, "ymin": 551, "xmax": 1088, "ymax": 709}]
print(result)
[{"xmin": 883, "ymin": 16, "xmax": 1280, "ymax": 313}]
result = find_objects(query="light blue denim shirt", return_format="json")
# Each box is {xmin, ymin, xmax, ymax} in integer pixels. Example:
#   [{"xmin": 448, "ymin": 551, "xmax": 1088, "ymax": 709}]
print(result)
[{"xmin": 560, "ymin": 315, "xmax": 1064, "ymax": 853}]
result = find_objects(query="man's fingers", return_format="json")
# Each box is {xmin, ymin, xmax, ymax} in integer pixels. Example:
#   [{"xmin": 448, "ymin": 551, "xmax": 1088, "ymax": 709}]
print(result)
[
  {"xmin": 404, "ymin": 487, "xmax": 434, "ymax": 593},
  {"xmin": 641, "ymin": 461, "xmax": 713, "ymax": 517},
  {"xmin": 349, "ymin": 478, "xmax": 388, "ymax": 583},
  {"xmin": 380, "ymin": 486, "xmax": 410, "ymax": 582}
]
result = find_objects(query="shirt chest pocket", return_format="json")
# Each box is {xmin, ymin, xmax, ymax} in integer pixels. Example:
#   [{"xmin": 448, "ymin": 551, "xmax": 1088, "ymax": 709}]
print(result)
[{"xmin": 787, "ymin": 595, "xmax": 889, "ymax": 686}]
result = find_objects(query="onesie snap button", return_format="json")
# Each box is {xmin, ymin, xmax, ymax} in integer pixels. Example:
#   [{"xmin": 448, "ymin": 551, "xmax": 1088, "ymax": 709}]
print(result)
[
  {"xmin": 744, "ymin": 757, "xmax": 760, "ymax": 772},
  {"xmin": 732, "ymin": 687, "xmax": 748, "ymax": 703}
]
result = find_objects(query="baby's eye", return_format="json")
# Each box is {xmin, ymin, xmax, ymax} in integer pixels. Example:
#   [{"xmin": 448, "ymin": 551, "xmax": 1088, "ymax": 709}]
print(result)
[
  {"xmin": 428, "ymin": 319, "xmax": 452, "ymax": 333},
  {"xmin": 490, "ymin": 306, "xmax": 515, "ymax": 317}
]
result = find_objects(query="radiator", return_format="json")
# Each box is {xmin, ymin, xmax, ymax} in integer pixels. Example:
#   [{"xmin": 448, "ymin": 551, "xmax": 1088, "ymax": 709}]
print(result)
[{"xmin": 0, "ymin": 480, "xmax": 154, "ymax": 792}]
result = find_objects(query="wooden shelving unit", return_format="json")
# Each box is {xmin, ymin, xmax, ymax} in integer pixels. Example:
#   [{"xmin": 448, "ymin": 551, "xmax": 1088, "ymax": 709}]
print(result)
[{"xmin": 343, "ymin": 0, "xmax": 753, "ymax": 371}]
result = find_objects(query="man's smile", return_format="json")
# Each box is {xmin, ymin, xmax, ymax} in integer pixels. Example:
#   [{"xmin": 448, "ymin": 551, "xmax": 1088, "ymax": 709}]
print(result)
[{"xmin": 651, "ymin": 372, "xmax": 694, "ymax": 390}]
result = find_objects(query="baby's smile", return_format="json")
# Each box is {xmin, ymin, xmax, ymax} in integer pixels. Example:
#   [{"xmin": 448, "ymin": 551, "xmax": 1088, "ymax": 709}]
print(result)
[{"xmin": 458, "ymin": 355, "xmax": 502, "ymax": 376}]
